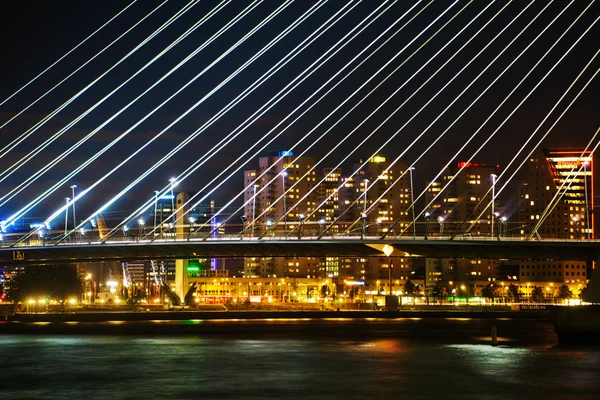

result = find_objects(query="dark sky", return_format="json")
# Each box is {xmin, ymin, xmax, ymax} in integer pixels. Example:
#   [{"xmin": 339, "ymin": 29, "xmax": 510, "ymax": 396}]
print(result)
[{"xmin": 0, "ymin": 1, "xmax": 598, "ymax": 229}]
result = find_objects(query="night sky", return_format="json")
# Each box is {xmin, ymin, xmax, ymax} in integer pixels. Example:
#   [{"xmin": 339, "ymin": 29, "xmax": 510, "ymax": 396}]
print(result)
[{"xmin": 0, "ymin": 0, "xmax": 598, "ymax": 229}]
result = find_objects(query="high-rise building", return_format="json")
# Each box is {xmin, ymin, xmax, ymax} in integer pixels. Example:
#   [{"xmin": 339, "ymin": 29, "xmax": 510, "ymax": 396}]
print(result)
[
  {"xmin": 243, "ymin": 151, "xmax": 318, "ymax": 236},
  {"xmin": 338, "ymin": 156, "xmax": 412, "ymax": 235},
  {"xmin": 425, "ymin": 161, "xmax": 500, "ymax": 236},
  {"xmin": 519, "ymin": 148, "xmax": 593, "ymax": 239},
  {"xmin": 518, "ymin": 148, "xmax": 594, "ymax": 292}
]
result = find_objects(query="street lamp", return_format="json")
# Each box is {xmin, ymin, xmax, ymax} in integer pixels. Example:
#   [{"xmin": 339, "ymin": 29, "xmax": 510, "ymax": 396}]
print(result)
[
  {"xmin": 319, "ymin": 218, "xmax": 326, "ymax": 235},
  {"xmin": 424, "ymin": 212, "xmax": 431, "ymax": 240},
  {"xmin": 153, "ymin": 190, "xmax": 159, "ymax": 237},
  {"xmin": 169, "ymin": 177, "xmax": 177, "ymax": 222},
  {"xmin": 70, "ymin": 185, "xmax": 77, "ymax": 236},
  {"xmin": 298, "ymin": 214, "xmax": 305, "ymax": 240},
  {"xmin": 252, "ymin": 184, "xmax": 258, "ymax": 238},
  {"xmin": 64, "ymin": 197, "xmax": 70, "ymax": 238},
  {"xmin": 281, "ymin": 171, "xmax": 288, "ymax": 238},
  {"xmin": 361, "ymin": 213, "xmax": 367, "ymax": 240},
  {"xmin": 376, "ymin": 218, "xmax": 382, "ymax": 236},
  {"xmin": 409, "ymin": 167, "xmax": 416, "ymax": 239},
  {"xmin": 188, "ymin": 216, "xmax": 196, "ymax": 240},
  {"xmin": 572, "ymin": 216, "xmax": 581, "ymax": 241},
  {"xmin": 240, "ymin": 215, "xmax": 248, "ymax": 239},
  {"xmin": 490, "ymin": 174, "xmax": 497, "ymax": 238},
  {"xmin": 363, "ymin": 178, "xmax": 369, "ymax": 213},
  {"xmin": 138, "ymin": 217, "xmax": 146, "ymax": 237},
  {"xmin": 437, "ymin": 215, "xmax": 445, "ymax": 237}
]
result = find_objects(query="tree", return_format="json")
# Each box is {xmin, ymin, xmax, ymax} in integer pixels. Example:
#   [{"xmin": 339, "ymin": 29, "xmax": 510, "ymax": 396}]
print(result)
[
  {"xmin": 481, "ymin": 283, "xmax": 498, "ymax": 303},
  {"xmin": 507, "ymin": 284, "xmax": 520, "ymax": 303},
  {"xmin": 557, "ymin": 284, "xmax": 573, "ymax": 302},
  {"xmin": 531, "ymin": 286, "xmax": 545, "ymax": 303},
  {"xmin": 320, "ymin": 284, "xmax": 331, "ymax": 299},
  {"xmin": 7, "ymin": 264, "xmax": 82, "ymax": 302},
  {"xmin": 403, "ymin": 279, "xmax": 415, "ymax": 297}
]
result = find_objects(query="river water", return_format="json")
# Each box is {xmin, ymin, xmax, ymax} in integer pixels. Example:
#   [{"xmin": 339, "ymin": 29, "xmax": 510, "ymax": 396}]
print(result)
[{"xmin": 0, "ymin": 318, "xmax": 599, "ymax": 399}]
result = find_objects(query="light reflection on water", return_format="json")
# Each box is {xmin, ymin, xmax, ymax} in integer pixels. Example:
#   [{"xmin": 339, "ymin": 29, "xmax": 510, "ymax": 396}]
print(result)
[{"xmin": 0, "ymin": 321, "xmax": 599, "ymax": 400}]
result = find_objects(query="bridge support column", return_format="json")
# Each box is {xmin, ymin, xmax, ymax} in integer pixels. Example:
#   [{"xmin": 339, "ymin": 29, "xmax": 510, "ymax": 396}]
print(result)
[{"xmin": 174, "ymin": 192, "xmax": 190, "ymax": 302}]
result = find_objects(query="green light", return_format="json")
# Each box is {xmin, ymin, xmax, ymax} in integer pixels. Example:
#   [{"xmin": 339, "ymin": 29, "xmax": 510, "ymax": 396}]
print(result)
[{"xmin": 186, "ymin": 267, "xmax": 199, "ymax": 271}]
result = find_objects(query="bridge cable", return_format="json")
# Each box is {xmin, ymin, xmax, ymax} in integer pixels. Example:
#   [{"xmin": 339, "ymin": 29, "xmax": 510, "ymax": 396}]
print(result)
[
  {"xmin": 398, "ymin": 4, "xmax": 599, "ymax": 239},
  {"xmin": 0, "ymin": 0, "xmax": 243, "ymax": 208},
  {"xmin": 0, "ymin": 1, "xmax": 136, "ymax": 110},
  {"xmin": 38, "ymin": 0, "xmax": 337, "ymax": 243},
  {"xmin": 0, "ymin": 0, "xmax": 176, "ymax": 163},
  {"xmin": 94, "ymin": 1, "xmax": 380, "ymax": 241},
  {"xmin": 312, "ymin": 1, "xmax": 557, "ymax": 239},
  {"xmin": 248, "ymin": 0, "xmax": 502, "ymax": 240},
  {"xmin": 0, "ymin": 0, "xmax": 201, "ymax": 183},
  {"xmin": 151, "ymin": 1, "xmax": 437, "ymax": 240},
  {"xmin": 367, "ymin": 0, "xmax": 581, "ymax": 239},
  {"xmin": 456, "ymin": 54, "xmax": 600, "ymax": 239}
]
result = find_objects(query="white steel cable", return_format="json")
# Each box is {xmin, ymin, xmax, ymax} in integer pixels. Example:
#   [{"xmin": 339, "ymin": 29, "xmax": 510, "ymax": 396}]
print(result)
[
  {"xmin": 0, "ymin": 0, "xmax": 174, "ymax": 161},
  {"xmin": 314, "ymin": 1, "xmax": 553, "ymax": 238},
  {"xmin": 342, "ymin": 0, "xmax": 574, "ymax": 238},
  {"xmin": 404, "ymin": 6, "xmax": 598, "ymax": 238},
  {"xmin": 0, "ymin": 0, "xmax": 238, "ymax": 207},
  {"xmin": 529, "ymin": 126, "xmax": 600, "ymax": 239},
  {"xmin": 94, "ymin": 1, "xmax": 377, "ymax": 240},
  {"xmin": 22, "ymin": 0, "xmax": 331, "ymax": 242},
  {"xmin": 461, "ymin": 62, "xmax": 600, "ymax": 238},
  {"xmin": 151, "ymin": 0, "xmax": 427, "ymax": 239},
  {"xmin": 0, "ymin": 1, "xmax": 136, "ymax": 109},
  {"xmin": 253, "ymin": 0, "xmax": 510, "ymax": 239},
  {"xmin": 1, "ymin": 0, "xmax": 275, "ymax": 228}
]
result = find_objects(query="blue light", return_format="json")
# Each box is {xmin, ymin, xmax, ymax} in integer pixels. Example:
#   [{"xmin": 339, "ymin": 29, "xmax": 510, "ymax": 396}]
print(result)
[{"xmin": 277, "ymin": 150, "xmax": 293, "ymax": 157}]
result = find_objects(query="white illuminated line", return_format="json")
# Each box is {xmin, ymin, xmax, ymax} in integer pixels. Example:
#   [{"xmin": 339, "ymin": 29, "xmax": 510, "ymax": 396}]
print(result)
[
  {"xmin": 0, "ymin": 1, "xmax": 137, "ymax": 109},
  {"xmin": 410, "ymin": 5, "xmax": 598, "ymax": 237},
  {"xmin": 320, "ymin": 1, "xmax": 545, "ymax": 238},
  {"xmin": 258, "ymin": 0, "xmax": 503, "ymax": 239},
  {"xmin": 464, "ymin": 61, "xmax": 600, "ymax": 238},
  {"xmin": 8, "ymin": 0, "xmax": 279, "ymax": 238},
  {"xmin": 0, "ymin": 0, "xmax": 198, "ymax": 179},
  {"xmin": 100, "ymin": 1, "xmax": 363, "ymax": 240},
  {"xmin": 0, "ymin": 0, "xmax": 235, "ymax": 207},
  {"xmin": 0, "ymin": 0, "xmax": 175, "ymax": 161},
  {"xmin": 531, "ymin": 126, "xmax": 600, "ymax": 239},
  {"xmin": 155, "ymin": 0, "xmax": 422, "ymax": 239},
  {"xmin": 47, "ymin": 0, "xmax": 327, "ymax": 243},
  {"xmin": 356, "ymin": 0, "xmax": 570, "ymax": 238}
]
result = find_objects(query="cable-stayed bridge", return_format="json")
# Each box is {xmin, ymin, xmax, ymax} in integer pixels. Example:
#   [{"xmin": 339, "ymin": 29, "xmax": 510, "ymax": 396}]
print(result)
[{"xmin": 0, "ymin": 1, "xmax": 598, "ymax": 299}]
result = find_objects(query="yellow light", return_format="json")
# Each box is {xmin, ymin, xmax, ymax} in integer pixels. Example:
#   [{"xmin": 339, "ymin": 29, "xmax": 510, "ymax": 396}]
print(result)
[
  {"xmin": 382, "ymin": 244, "xmax": 394, "ymax": 257},
  {"xmin": 69, "ymin": 299, "xmax": 76, "ymax": 305}
]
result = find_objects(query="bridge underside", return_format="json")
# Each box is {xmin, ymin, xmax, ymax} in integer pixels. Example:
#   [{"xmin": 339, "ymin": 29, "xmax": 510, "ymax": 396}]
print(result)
[{"xmin": 1, "ymin": 239, "xmax": 600, "ymax": 266}]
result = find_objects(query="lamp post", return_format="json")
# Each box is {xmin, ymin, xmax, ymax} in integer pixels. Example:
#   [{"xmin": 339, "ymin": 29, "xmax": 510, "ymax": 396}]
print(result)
[
  {"xmin": 281, "ymin": 171, "xmax": 288, "ymax": 238},
  {"xmin": 490, "ymin": 174, "xmax": 497, "ymax": 238},
  {"xmin": 572, "ymin": 216, "xmax": 580, "ymax": 241},
  {"xmin": 363, "ymin": 178, "xmax": 369, "ymax": 213},
  {"xmin": 409, "ymin": 167, "xmax": 416, "ymax": 239},
  {"xmin": 382, "ymin": 244, "xmax": 394, "ymax": 301},
  {"xmin": 298, "ymin": 214, "xmax": 305, "ymax": 240},
  {"xmin": 424, "ymin": 212, "xmax": 431, "ymax": 240},
  {"xmin": 501, "ymin": 216, "xmax": 507, "ymax": 239},
  {"xmin": 70, "ymin": 185, "xmax": 77, "ymax": 237},
  {"xmin": 376, "ymin": 218, "xmax": 382, "ymax": 236},
  {"xmin": 169, "ymin": 177, "xmax": 176, "ymax": 223},
  {"xmin": 319, "ymin": 218, "xmax": 326, "ymax": 235},
  {"xmin": 137, "ymin": 217, "xmax": 145, "ymax": 238},
  {"xmin": 361, "ymin": 213, "xmax": 367, "ymax": 240},
  {"xmin": 64, "ymin": 197, "xmax": 70, "ymax": 238},
  {"xmin": 252, "ymin": 184, "xmax": 258, "ymax": 238},
  {"xmin": 153, "ymin": 190, "xmax": 159, "ymax": 237},
  {"xmin": 437, "ymin": 215, "xmax": 445, "ymax": 237},
  {"xmin": 240, "ymin": 215, "xmax": 247, "ymax": 239},
  {"xmin": 188, "ymin": 216, "xmax": 196, "ymax": 240}
]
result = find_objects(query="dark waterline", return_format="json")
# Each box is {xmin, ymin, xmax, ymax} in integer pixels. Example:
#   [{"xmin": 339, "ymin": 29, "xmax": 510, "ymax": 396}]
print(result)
[{"xmin": 1, "ymin": 319, "xmax": 599, "ymax": 400}]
